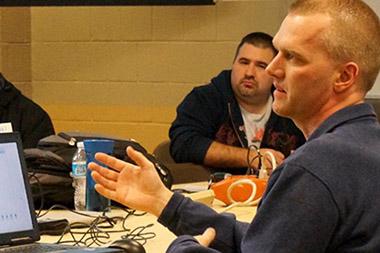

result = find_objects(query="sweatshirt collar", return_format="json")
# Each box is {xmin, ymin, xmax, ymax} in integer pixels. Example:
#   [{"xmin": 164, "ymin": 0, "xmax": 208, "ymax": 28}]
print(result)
[{"xmin": 308, "ymin": 103, "xmax": 377, "ymax": 141}]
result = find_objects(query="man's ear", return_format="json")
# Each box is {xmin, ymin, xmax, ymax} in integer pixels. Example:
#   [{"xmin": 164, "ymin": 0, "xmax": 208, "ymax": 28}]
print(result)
[{"xmin": 334, "ymin": 62, "xmax": 359, "ymax": 93}]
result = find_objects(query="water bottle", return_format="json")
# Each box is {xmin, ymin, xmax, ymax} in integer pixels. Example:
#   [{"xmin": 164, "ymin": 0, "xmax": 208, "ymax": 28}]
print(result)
[{"xmin": 71, "ymin": 141, "xmax": 86, "ymax": 211}]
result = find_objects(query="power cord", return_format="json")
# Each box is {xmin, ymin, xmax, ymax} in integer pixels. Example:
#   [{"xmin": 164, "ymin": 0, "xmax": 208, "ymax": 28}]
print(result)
[
  {"xmin": 258, "ymin": 151, "xmax": 277, "ymax": 179},
  {"xmin": 220, "ymin": 179, "xmax": 259, "ymax": 212},
  {"xmin": 221, "ymin": 150, "xmax": 277, "ymax": 212}
]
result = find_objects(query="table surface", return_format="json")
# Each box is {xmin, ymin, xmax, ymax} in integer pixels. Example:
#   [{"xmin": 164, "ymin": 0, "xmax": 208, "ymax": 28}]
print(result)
[{"xmin": 39, "ymin": 182, "xmax": 257, "ymax": 253}]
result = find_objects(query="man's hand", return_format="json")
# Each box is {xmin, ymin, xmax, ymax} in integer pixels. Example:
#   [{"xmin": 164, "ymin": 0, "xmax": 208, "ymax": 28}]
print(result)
[
  {"xmin": 258, "ymin": 148, "xmax": 284, "ymax": 170},
  {"xmin": 204, "ymin": 141, "xmax": 284, "ymax": 171},
  {"xmin": 88, "ymin": 146, "xmax": 173, "ymax": 217},
  {"xmin": 194, "ymin": 227, "xmax": 216, "ymax": 247}
]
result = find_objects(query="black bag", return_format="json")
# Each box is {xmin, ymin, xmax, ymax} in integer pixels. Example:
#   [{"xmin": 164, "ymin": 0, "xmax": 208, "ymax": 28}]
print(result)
[{"xmin": 25, "ymin": 131, "xmax": 173, "ymax": 209}]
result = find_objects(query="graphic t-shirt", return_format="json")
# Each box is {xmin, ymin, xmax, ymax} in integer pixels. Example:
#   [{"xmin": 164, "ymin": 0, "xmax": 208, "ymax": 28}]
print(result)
[{"xmin": 240, "ymin": 96, "xmax": 272, "ymax": 148}]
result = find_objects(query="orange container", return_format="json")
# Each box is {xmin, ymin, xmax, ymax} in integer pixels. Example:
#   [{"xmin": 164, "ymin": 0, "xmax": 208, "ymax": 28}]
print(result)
[{"xmin": 210, "ymin": 175, "xmax": 267, "ymax": 205}]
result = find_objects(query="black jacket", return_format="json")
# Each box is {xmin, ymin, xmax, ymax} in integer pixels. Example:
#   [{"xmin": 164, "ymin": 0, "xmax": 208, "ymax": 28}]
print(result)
[
  {"xmin": 169, "ymin": 70, "xmax": 305, "ymax": 174},
  {"xmin": 0, "ymin": 73, "xmax": 55, "ymax": 148}
]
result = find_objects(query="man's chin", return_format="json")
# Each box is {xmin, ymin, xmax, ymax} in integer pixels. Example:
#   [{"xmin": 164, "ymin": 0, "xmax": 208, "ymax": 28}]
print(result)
[{"xmin": 272, "ymin": 103, "xmax": 291, "ymax": 118}]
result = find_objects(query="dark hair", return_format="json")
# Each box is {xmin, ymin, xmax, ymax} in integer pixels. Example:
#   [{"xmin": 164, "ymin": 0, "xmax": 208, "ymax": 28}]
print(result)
[{"xmin": 233, "ymin": 32, "xmax": 277, "ymax": 61}]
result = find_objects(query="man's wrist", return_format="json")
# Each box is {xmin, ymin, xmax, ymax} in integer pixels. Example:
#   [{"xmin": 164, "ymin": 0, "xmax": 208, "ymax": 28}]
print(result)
[
  {"xmin": 152, "ymin": 188, "xmax": 174, "ymax": 217},
  {"xmin": 247, "ymin": 146, "xmax": 261, "ymax": 172}
]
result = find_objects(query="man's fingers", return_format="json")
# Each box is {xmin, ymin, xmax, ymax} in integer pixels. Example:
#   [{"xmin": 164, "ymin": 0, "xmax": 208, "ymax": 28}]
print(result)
[
  {"xmin": 261, "ymin": 150, "xmax": 284, "ymax": 169},
  {"xmin": 94, "ymin": 184, "xmax": 117, "ymax": 201},
  {"xmin": 273, "ymin": 151, "xmax": 285, "ymax": 163},
  {"xmin": 88, "ymin": 162, "xmax": 119, "ymax": 181},
  {"xmin": 91, "ymin": 171, "xmax": 117, "ymax": 191},
  {"xmin": 195, "ymin": 227, "xmax": 216, "ymax": 247},
  {"xmin": 126, "ymin": 146, "xmax": 154, "ymax": 169},
  {"xmin": 94, "ymin": 152, "xmax": 132, "ymax": 172}
]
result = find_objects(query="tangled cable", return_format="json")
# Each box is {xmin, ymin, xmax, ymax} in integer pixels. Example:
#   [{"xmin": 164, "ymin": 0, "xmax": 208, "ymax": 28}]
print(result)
[{"xmin": 37, "ymin": 205, "xmax": 156, "ymax": 247}]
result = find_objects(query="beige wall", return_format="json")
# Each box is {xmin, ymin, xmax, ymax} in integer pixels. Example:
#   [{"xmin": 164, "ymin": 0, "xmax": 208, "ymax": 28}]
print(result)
[
  {"xmin": 1, "ymin": 1, "xmax": 289, "ymax": 151},
  {"xmin": 0, "ymin": 7, "xmax": 32, "ymax": 97}
]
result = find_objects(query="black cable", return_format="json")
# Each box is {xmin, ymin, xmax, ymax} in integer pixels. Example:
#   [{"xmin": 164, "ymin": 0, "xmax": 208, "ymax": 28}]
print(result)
[
  {"xmin": 28, "ymin": 172, "xmax": 45, "ymax": 216},
  {"xmin": 122, "ymin": 223, "xmax": 156, "ymax": 246},
  {"xmin": 39, "ymin": 205, "xmax": 155, "ymax": 247},
  {"xmin": 246, "ymin": 144, "xmax": 262, "ymax": 175}
]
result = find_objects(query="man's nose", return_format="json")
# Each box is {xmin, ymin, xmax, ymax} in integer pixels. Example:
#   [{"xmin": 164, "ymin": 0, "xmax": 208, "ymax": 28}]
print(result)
[
  {"xmin": 245, "ymin": 64, "xmax": 256, "ymax": 77},
  {"xmin": 266, "ymin": 56, "xmax": 283, "ymax": 78}
]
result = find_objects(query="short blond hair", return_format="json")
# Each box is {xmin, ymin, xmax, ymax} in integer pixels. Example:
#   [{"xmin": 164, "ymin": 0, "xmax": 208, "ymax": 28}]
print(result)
[{"xmin": 289, "ymin": 0, "xmax": 380, "ymax": 92}]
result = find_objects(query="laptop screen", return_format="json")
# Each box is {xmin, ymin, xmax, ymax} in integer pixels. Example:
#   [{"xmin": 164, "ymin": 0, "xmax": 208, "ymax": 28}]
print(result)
[
  {"xmin": 0, "ymin": 142, "xmax": 33, "ymax": 233},
  {"xmin": 0, "ymin": 133, "xmax": 39, "ymax": 245}
]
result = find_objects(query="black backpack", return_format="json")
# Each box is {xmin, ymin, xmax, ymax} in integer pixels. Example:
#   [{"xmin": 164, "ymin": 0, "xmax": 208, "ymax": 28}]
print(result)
[{"xmin": 25, "ymin": 132, "xmax": 173, "ymax": 209}]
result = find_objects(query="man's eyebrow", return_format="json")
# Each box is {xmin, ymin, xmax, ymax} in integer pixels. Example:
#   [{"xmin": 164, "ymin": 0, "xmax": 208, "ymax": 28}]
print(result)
[
  {"xmin": 255, "ymin": 60, "xmax": 270, "ymax": 66},
  {"xmin": 237, "ymin": 56, "xmax": 250, "ymax": 62},
  {"xmin": 283, "ymin": 48, "xmax": 306, "ymax": 61},
  {"xmin": 237, "ymin": 57, "xmax": 270, "ymax": 66}
]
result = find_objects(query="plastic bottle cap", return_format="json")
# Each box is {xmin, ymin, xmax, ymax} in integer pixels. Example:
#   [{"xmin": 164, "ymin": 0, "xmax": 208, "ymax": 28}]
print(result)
[{"xmin": 77, "ymin": 141, "xmax": 84, "ymax": 148}]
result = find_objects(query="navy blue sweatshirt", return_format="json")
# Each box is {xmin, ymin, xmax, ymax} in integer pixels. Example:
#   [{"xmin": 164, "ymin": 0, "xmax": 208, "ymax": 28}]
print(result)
[{"xmin": 161, "ymin": 103, "xmax": 380, "ymax": 252}]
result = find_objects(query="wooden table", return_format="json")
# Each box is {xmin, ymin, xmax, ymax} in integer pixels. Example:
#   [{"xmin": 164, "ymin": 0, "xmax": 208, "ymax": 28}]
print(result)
[{"xmin": 39, "ymin": 182, "xmax": 256, "ymax": 252}]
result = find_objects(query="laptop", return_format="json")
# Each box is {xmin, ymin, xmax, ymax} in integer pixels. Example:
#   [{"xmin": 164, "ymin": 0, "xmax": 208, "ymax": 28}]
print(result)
[{"xmin": 0, "ymin": 132, "xmax": 122, "ymax": 253}]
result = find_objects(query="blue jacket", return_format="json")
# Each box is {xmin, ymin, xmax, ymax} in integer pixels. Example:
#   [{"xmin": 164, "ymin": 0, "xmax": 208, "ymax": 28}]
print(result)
[
  {"xmin": 169, "ymin": 70, "xmax": 305, "ymax": 173},
  {"xmin": 160, "ymin": 103, "xmax": 380, "ymax": 253}
]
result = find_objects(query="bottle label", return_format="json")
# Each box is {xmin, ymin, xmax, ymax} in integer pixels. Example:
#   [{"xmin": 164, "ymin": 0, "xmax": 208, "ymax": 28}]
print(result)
[{"xmin": 72, "ymin": 161, "xmax": 87, "ymax": 176}]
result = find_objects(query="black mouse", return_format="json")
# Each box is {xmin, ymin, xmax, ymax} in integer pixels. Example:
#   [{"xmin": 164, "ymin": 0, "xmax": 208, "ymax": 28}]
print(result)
[{"xmin": 108, "ymin": 238, "xmax": 146, "ymax": 253}]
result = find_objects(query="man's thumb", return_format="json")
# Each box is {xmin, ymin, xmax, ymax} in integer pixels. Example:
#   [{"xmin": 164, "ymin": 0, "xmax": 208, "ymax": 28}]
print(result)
[{"xmin": 196, "ymin": 227, "xmax": 216, "ymax": 247}]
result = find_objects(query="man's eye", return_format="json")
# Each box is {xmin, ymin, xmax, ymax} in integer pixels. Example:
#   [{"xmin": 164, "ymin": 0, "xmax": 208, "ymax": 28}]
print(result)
[
  {"xmin": 258, "ymin": 64, "xmax": 267, "ymax": 69},
  {"xmin": 239, "ymin": 60, "xmax": 249, "ymax": 65},
  {"xmin": 284, "ymin": 52, "xmax": 294, "ymax": 60}
]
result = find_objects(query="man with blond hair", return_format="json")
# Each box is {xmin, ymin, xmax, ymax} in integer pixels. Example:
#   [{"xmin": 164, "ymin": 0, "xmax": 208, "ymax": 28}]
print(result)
[{"xmin": 89, "ymin": 0, "xmax": 380, "ymax": 252}]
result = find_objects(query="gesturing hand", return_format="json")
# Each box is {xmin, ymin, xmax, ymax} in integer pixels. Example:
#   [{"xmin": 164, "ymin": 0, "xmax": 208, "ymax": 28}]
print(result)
[{"xmin": 88, "ymin": 146, "xmax": 173, "ymax": 217}]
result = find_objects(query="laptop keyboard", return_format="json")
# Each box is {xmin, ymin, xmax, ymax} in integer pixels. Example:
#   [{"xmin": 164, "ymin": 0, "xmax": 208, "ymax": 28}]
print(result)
[{"xmin": 0, "ymin": 243, "xmax": 78, "ymax": 253}]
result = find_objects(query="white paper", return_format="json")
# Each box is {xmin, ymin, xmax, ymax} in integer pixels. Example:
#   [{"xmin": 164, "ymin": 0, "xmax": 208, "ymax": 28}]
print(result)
[{"xmin": 0, "ymin": 122, "xmax": 13, "ymax": 133}]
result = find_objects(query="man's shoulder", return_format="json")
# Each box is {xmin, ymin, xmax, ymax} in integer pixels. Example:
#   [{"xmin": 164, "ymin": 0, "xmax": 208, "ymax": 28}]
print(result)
[
  {"xmin": 15, "ymin": 92, "xmax": 44, "ymax": 110},
  {"xmin": 188, "ymin": 70, "xmax": 233, "ymax": 100},
  {"xmin": 10, "ymin": 90, "xmax": 51, "ymax": 122},
  {"xmin": 0, "ymin": 76, "xmax": 41, "ymax": 111},
  {"xmin": 282, "ymin": 126, "xmax": 380, "ymax": 208},
  {"xmin": 192, "ymin": 82, "xmax": 226, "ymax": 96},
  {"xmin": 288, "ymin": 127, "xmax": 380, "ymax": 177}
]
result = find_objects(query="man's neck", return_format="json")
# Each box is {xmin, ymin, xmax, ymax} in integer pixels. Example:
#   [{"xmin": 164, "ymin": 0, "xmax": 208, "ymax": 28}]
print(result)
[
  {"xmin": 238, "ymin": 95, "xmax": 272, "ymax": 114},
  {"xmin": 296, "ymin": 95, "xmax": 365, "ymax": 139}
]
